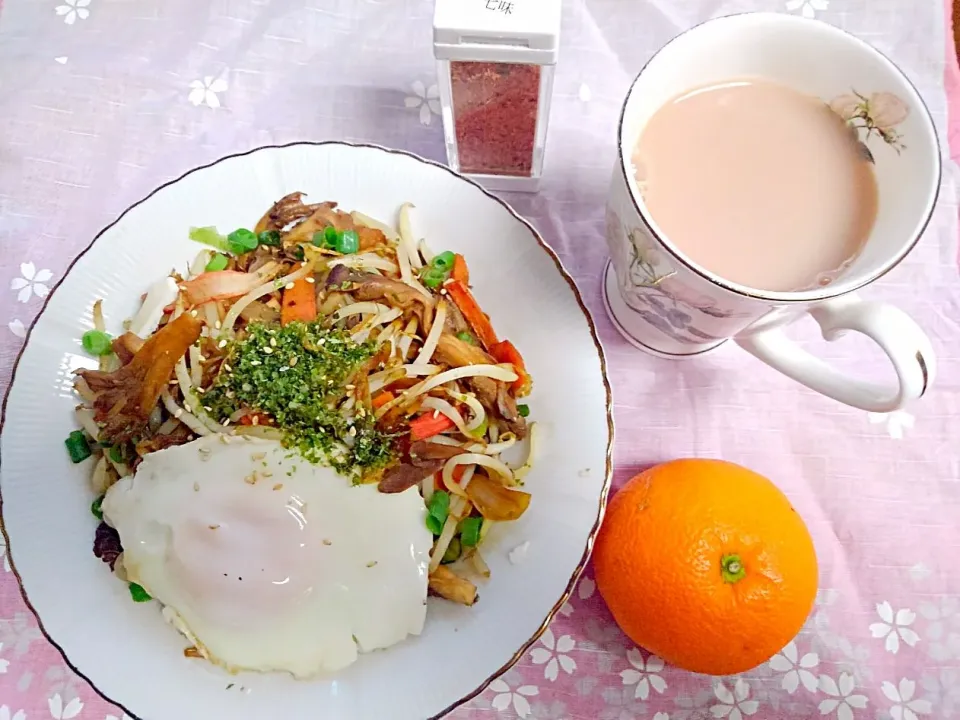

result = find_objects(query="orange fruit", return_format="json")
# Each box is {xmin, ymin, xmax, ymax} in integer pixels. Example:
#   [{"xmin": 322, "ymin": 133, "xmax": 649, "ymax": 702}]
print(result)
[{"xmin": 593, "ymin": 459, "xmax": 818, "ymax": 675}]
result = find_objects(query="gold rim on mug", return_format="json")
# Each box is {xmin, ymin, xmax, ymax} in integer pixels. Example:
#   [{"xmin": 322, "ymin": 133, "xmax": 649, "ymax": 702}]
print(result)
[
  {"xmin": 615, "ymin": 12, "xmax": 942, "ymax": 304},
  {"xmin": 0, "ymin": 141, "xmax": 615, "ymax": 720}
]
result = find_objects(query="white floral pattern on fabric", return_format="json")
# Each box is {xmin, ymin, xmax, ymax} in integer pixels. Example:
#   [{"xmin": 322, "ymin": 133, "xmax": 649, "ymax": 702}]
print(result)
[
  {"xmin": 620, "ymin": 647, "xmax": 667, "ymax": 700},
  {"xmin": 769, "ymin": 640, "xmax": 819, "ymax": 693},
  {"xmin": 106, "ymin": 714, "xmax": 135, "ymax": 720},
  {"xmin": 404, "ymin": 81, "xmax": 441, "ymax": 126},
  {"xmin": 785, "ymin": 0, "xmax": 828, "ymax": 18},
  {"xmin": 531, "ymin": 629, "xmax": 577, "ymax": 681},
  {"xmin": 0, "ymin": 707, "xmax": 26, "ymax": 720},
  {"xmin": 188, "ymin": 77, "xmax": 228, "ymax": 109},
  {"xmin": 870, "ymin": 602, "xmax": 920, "ymax": 654},
  {"xmin": 868, "ymin": 411, "xmax": 915, "ymax": 439},
  {"xmin": 653, "ymin": 713, "xmax": 670, "ymax": 720},
  {"xmin": 882, "ymin": 678, "xmax": 933, "ymax": 720},
  {"xmin": 0, "ymin": 643, "xmax": 8, "ymax": 674},
  {"xmin": 11, "ymin": 263, "xmax": 52, "ymax": 303},
  {"xmin": 918, "ymin": 597, "xmax": 960, "ymax": 661},
  {"xmin": 578, "ymin": 83, "xmax": 592, "ymax": 102},
  {"xmin": 490, "ymin": 677, "xmax": 539, "ymax": 718},
  {"xmin": 818, "ymin": 672, "xmax": 868, "ymax": 719},
  {"xmin": 48, "ymin": 693, "xmax": 82, "ymax": 719},
  {"xmin": 577, "ymin": 575, "xmax": 596, "ymax": 600},
  {"xmin": 7, "ymin": 320, "xmax": 25, "ymax": 339},
  {"xmin": 711, "ymin": 679, "xmax": 759, "ymax": 719},
  {"xmin": 55, "ymin": 56, "xmax": 68, "ymax": 64},
  {"xmin": 54, "ymin": 0, "xmax": 90, "ymax": 25}
]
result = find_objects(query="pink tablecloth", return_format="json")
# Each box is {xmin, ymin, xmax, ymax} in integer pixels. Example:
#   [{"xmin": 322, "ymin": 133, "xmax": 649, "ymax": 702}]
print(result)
[{"xmin": 1, "ymin": 1, "xmax": 958, "ymax": 719}]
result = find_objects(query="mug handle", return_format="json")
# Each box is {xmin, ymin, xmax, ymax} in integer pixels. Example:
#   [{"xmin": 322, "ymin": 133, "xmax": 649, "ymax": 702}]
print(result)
[{"xmin": 735, "ymin": 293, "xmax": 936, "ymax": 412}]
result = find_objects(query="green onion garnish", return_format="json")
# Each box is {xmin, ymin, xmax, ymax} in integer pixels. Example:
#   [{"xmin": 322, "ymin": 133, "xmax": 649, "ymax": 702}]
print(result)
[
  {"xmin": 227, "ymin": 228, "xmax": 259, "ymax": 254},
  {"xmin": 108, "ymin": 446, "xmax": 124, "ymax": 464},
  {"xmin": 427, "ymin": 490, "xmax": 450, "ymax": 522},
  {"xmin": 441, "ymin": 536, "xmax": 462, "ymax": 564},
  {"xmin": 81, "ymin": 329, "xmax": 113, "ymax": 356},
  {"xmin": 128, "ymin": 582, "xmax": 152, "ymax": 603},
  {"xmin": 337, "ymin": 229, "xmax": 360, "ymax": 255},
  {"xmin": 421, "ymin": 267, "xmax": 447, "ymax": 289},
  {"xmin": 517, "ymin": 404, "xmax": 530, "ymax": 418},
  {"xmin": 431, "ymin": 251, "xmax": 455, "ymax": 273},
  {"xmin": 65, "ymin": 430, "xmax": 92, "ymax": 463},
  {"xmin": 189, "ymin": 226, "xmax": 229, "ymax": 252},
  {"xmin": 426, "ymin": 514, "xmax": 443, "ymax": 536},
  {"xmin": 257, "ymin": 230, "xmax": 282, "ymax": 247},
  {"xmin": 456, "ymin": 332, "xmax": 476, "ymax": 345},
  {"xmin": 91, "ymin": 495, "xmax": 104, "ymax": 520},
  {"xmin": 460, "ymin": 517, "xmax": 483, "ymax": 548},
  {"xmin": 205, "ymin": 253, "xmax": 229, "ymax": 272}
]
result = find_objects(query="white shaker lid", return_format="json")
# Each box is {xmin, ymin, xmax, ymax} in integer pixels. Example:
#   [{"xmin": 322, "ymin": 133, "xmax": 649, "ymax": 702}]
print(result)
[{"xmin": 433, "ymin": 0, "xmax": 562, "ymax": 65}]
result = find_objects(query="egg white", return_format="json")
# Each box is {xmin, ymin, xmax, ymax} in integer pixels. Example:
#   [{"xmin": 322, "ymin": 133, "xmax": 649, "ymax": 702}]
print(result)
[{"xmin": 102, "ymin": 435, "xmax": 432, "ymax": 677}]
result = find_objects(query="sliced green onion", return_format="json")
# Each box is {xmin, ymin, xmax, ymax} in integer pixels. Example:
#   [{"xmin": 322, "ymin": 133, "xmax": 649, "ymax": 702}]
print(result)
[
  {"xmin": 441, "ymin": 536, "xmax": 462, "ymax": 564},
  {"xmin": 91, "ymin": 495, "xmax": 104, "ymax": 520},
  {"xmin": 468, "ymin": 416, "xmax": 489, "ymax": 440},
  {"xmin": 456, "ymin": 331, "xmax": 476, "ymax": 345},
  {"xmin": 82, "ymin": 329, "xmax": 113, "ymax": 356},
  {"xmin": 205, "ymin": 253, "xmax": 229, "ymax": 272},
  {"xmin": 427, "ymin": 489, "xmax": 450, "ymax": 523},
  {"xmin": 421, "ymin": 267, "xmax": 447, "ymax": 289},
  {"xmin": 128, "ymin": 582, "xmax": 152, "ymax": 603},
  {"xmin": 65, "ymin": 430, "xmax": 92, "ymax": 463},
  {"xmin": 108, "ymin": 446, "xmax": 124, "ymax": 464},
  {"xmin": 227, "ymin": 228, "xmax": 258, "ymax": 254},
  {"xmin": 460, "ymin": 516, "xmax": 483, "ymax": 547},
  {"xmin": 293, "ymin": 245, "xmax": 306, "ymax": 261},
  {"xmin": 426, "ymin": 514, "xmax": 443, "ymax": 536},
  {"xmin": 517, "ymin": 404, "xmax": 530, "ymax": 418},
  {"xmin": 337, "ymin": 229, "xmax": 360, "ymax": 255},
  {"xmin": 257, "ymin": 230, "xmax": 282, "ymax": 247},
  {"xmin": 189, "ymin": 226, "xmax": 229, "ymax": 252},
  {"xmin": 431, "ymin": 251, "xmax": 456, "ymax": 273}
]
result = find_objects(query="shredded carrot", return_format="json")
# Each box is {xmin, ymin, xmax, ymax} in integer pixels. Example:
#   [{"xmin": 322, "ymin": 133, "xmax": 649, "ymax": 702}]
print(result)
[
  {"xmin": 434, "ymin": 465, "xmax": 464, "ymax": 492},
  {"xmin": 410, "ymin": 412, "xmax": 456, "ymax": 440},
  {"xmin": 445, "ymin": 280, "xmax": 498, "ymax": 351},
  {"xmin": 490, "ymin": 339, "xmax": 532, "ymax": 396},
  {"xmin": 452, "ymin": 254, "xmax": 470, "ymax": 285},
  {"xmin": 372, "ymin": 391, "xmax": 395, "ymax": 409},
  {"xmin": 280, "ymin": 265, "xmax": 317, "ymax": 326}
]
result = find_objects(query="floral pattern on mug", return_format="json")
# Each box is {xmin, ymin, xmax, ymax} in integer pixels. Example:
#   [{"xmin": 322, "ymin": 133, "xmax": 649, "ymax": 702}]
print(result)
[
  {"xmin": 829, "ymin": 90, "xmax": 909, "ymax": 160},
  {"xmin": 605, "ymin": 206, "xmax": 749, "ymax": 345}
]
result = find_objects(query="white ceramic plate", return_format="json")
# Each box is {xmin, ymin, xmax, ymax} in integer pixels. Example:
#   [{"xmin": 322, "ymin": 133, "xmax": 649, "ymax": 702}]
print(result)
[{"xmin": 0, "ymin": 142, "xmax": 612, "ymax": 720}]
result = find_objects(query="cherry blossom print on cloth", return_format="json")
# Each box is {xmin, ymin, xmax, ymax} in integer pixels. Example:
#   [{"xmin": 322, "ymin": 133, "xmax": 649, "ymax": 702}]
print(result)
[{"xmin": 1, "ymin": 0, "xmax": 960, "ymax": 718}]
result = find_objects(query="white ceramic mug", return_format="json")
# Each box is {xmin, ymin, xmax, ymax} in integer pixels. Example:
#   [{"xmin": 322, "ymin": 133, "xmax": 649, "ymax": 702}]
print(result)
[{"xmin": 603, "ymin": 12, "xmax": 940, "ymax": 413}]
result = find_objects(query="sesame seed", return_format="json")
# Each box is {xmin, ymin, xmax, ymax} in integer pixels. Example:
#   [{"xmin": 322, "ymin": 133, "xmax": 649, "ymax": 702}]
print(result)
[
  {"xmin": 208, "ymin": 524, "xmax": 219, "ymax": 530},
  {"xmin": 191, "ymin": 309, "xmax": 199, "ymax": 317},
  {"xmin": 193, "ymin": 482, "xmax": 200, "ymax": 491},
  {"xmin": 244, "ymin": 472, "xmax": 258, "ymax": 485},
  {"xmin": 223, "ymin": 363, "xmax": 232, "ymax": 373},
  {"xmin": 203, "ymin": 406, "xmax": 213, "ymax": 412},
  {"xmin": 218, "ymin": 340, "xmax": 228, "ymax": 349},
  {"xmin": 214, "ymin": 321, "xmax": 222, "ymax": 330},
  {"xmin": 183, "ymin": 403, "xmax": 193, "ymax": 413},
  {"xmin": 174, "ymin": 409, "xmax": 184, "ymax": 419},
  {"xmin": 345, "ymin": 384, "xmax": 355, "ymax": 390},
  {"xmin": 272, "ymin": 483, "xmax": 283, "ymax": 491},
  {"xmin": 222, "ymin": 418, "xmax": 231, "ymax": 426},
  {"xmin": 305, "ymin": 276, "xmax": 316, "ymax": 284},
  {"xmin": 251, "ymin": 452, "xmax": 266, "ymax": 461},
  {"xmin": 269, "ymin": 337, "xmax": 277, "ymax": 347},
  {"xmin": 252, "ymin": 416, "xmax": 259, "ymax": 426},
  {"xmin": 289, "ymin": 356, "xmax": 298, "ymax": 367},
  {"xmin": 279, "ymin": 366, "xmax": 289, "ymax": 373},
  {"xmin": 263, "ymin": 347, "xmax": 273, "ymax": 354},
  {"xmin": 323, "ymin": 539, "xmax": 333, "ymax": 546},
  {"xmin": 348, "ymin": 426, "xmax": 357, "ymax": 437},
  {"xmin": 284, "ymin": 282, "xmax": 296, "ymax": 290},
  {"xmin": 366, "ymin": 561, "xmax": 378, "ymax": 568},
  {"xmin": 250, "ymin": 360, "xmax": 261, "ymax": 366}
]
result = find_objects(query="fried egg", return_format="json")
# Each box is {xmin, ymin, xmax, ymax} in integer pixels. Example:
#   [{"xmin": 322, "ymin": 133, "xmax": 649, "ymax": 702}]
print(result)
[{"xmin": 101, "ymin": 435, "xmax": 431, "ymax": 677}]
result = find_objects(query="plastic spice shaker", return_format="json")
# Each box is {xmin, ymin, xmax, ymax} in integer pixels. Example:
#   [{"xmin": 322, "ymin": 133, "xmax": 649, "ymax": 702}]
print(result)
[{"xmin": 433, "ymin": 0, "xmax": 561, "ymax": 192}]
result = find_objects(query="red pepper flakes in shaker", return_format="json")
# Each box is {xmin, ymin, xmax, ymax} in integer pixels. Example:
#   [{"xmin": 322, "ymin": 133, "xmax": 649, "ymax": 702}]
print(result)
[{"xmin": 434, "ymin": 0, "xmax": 562, "ymax": 192}]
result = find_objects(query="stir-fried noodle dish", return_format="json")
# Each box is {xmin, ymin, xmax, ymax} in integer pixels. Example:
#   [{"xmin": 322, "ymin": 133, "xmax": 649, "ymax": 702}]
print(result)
[{"xmin": 68, "ymin": 194, "xmax": 536, "ymax": 638}]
